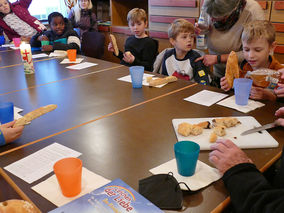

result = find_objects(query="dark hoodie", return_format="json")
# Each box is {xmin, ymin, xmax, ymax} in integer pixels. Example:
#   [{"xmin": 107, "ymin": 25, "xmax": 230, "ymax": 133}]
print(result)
[{"xmin": 30, "ymin": 18, "xmax": 80, "ymax": 51}]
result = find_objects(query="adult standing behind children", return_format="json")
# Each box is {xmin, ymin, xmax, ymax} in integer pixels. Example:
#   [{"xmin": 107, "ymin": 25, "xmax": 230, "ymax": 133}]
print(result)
[
  {"xmin": 153, "ymin": 19, "xmax": 210, "ymax": 85},
  {"xmin": 0, "ymin": 0, "xmax": 46, "ymax": 41},
  {"xmin": 220, "ymin": 21, "xmax": 284, "ymax": 101},
  {"xmin": 68, "ymin": 0, "xmax": 97, "ymax": 39},
  {"xmin": 108, "ymin": 8, "xmax": 158, "ymax": 72},
  {"xmin": 195, "ymin": 0, "xmax": 264, "ymax": 85},
  {"xmin": 30, "ymin": 12, "xmax": 81, "ymax": 52}
]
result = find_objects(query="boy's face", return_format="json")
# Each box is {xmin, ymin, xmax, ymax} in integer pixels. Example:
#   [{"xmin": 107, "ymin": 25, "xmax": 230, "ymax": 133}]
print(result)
[
  {"xmin": 0, "ymin": 0, "xmax": 10, "ymax": 14},
  {"xmin": 170, "ymin": 32, "xmax": 194, "ymax": 53},
  {"xmin": 128, "ymin": 20, "xmax": 147, "ymax": 38},
  {"xmin": 243, "ymin": 38, "xmax": 275, "ymax": 70},
  {"xmin": 51, "ymin": 16, "xmax": 65, "ymax": 36}
]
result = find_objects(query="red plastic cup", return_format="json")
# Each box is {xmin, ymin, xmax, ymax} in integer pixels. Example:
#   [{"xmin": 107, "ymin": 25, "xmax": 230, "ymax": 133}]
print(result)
[
  {"xmin": 13, "ymin": 38, "xmax": 21, "ymax": 47},
  {"xmin": 67, "ymin": 49, "xmax": 77, "ymax": 62},
  {"xmin": 53, "ymin": 157, "xmax": 82, "ymax": 197}
]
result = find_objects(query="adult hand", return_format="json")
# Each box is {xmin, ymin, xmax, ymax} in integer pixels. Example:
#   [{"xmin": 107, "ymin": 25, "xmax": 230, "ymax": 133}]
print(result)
[
  {"xmin": 250, "ymin": 86, "xmax": 276, "ymax": 101},
  {"xmin": 0, "ymin": 121, "xmax": 24, "ymax": 144},
  {"xmin": 107, "ymin": 42, "xmax": 114, "ymax": 52},
  {"xmin": 195, "ymin": 55, "xmax": 217, "ymax": 66},
  {"xmin": 275, "ymin": 107, "xmax": 284, "ymax": 127},
  {"xmin": 274, "ymin": 83, "xmax": 284, "ymax": 98},
  {"xmin": 41, "ymin": 45, "xmax": 53, "ymax": 52},
  {"xmin": 220, "ymin": 77, "xmax": 230, "ymax": 91},
  {"xmin": 209, "ymin": 139, "xmax": 253, "ymax": 175},
  {"xmin": 194, "ymin": 23, "xmax": 202, "ymax": 35},
  {"xmin": 123, "ymin": 51, "xmax": 135, "ymax": 64}
]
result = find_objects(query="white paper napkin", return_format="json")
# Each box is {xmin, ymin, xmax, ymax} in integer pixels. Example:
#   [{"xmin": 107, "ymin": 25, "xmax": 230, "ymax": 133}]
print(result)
[
  {"xmin": 118, "ymin": 74, "xmax": 167, "ymax": 88},
  {"xmin": 32, "ymin": 167, "xmax": 110, "ymax": 207},
  {"xmin": 184, "ymin": 90, "xmax": 228, "ymax": 106},
  {"xmin": 60, "ymin": 58, "xmax": 84, "ymax": 64},
  {"xmin": 10, "ymin": 46, "xmax": 20, "ymax": 50},
  {"xmin": 32, "ymin": 53, "xmax": 48, "ymax": 59},
  {"xmin": 217, "ymin": 95, "xmax": 265, "ymax": 113},
  {"xmin": 150, "ymin": 159, "xmax": 221, "ymax": 191},
  {"xmin": 49, "ymin": 50, "xmax": 67, "ymax": 57},
  {"xmin": 66, "ymin": 62, "xmax": 97, "ymax": 70}
]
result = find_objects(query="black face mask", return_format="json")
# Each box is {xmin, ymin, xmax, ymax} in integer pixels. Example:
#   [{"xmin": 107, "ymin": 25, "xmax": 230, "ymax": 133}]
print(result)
[
  {"xmin": 213, "ymin": 0, "xmax": 246, "ymax": 31},
  {"xmin": 139, "ymin": 173, "xmax": 190, "ymax": 210}
]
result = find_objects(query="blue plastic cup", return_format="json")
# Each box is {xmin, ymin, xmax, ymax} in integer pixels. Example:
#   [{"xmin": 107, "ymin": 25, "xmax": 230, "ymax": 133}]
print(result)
[
  {"xmin": 174, "ymin": 141, "xmax": 200, "ymax": 176},
  {"xmin": 0, "ymin": 35, "xmax": 5, "ymax": 46},
  {"xmin": 0, "ymin": 102, "xmax": 14, "ymax": 124},
  {"xmin": 129, "ymin": 66, "xmax": 144, "ymax": 88},
  {"xmin": 234, "ymin": 78, "xmax": 253, "ymax": 106}
]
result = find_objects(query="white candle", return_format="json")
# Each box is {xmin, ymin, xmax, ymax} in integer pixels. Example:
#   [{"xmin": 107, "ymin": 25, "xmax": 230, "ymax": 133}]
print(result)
[{"xmin": 20, "ymin": 43, "xmax": 32, "ymax": 63}]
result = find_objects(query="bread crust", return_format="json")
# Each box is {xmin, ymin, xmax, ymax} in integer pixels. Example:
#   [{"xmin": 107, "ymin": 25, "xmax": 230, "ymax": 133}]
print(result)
[
  {"xmin": 0, "ymin": 199, "xmax": 38, "ymax": 213},
  {"xmin": 148, "ymin": 76, "xmax": 177, "ymax": 87},
  {"xmin": 109, "ymin": 34, "xmax": 119, "ymax": 56},
  {"xmin": 225, "ymin": 51, "xmax": 240, "ymax": 89},
  {"xmin": 13, "ymin": 104, "xmax": 57, "ymax": 127}
]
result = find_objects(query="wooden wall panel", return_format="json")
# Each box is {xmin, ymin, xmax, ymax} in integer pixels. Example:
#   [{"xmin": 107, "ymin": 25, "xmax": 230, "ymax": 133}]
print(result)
[
  {"xmin": 271, "ymin": 1, "xmax": 284, "ymax": 22},
  {"xmin": 149, "ymin": 0, "xmax": 197, "ymax": 7},
  {"xmin": 149, "ymin": 6, "xmax": 199, "ymax": 18}
]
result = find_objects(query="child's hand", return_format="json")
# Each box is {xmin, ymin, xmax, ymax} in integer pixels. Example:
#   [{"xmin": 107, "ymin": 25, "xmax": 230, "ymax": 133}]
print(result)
[
  {"xmin": 220, "ymin": 77, "xmax": 230, "ymax": 91},
  {"xmin": 275, "ymin": 107, "xmax": 284, "ymax": 117},
  {"xmin": 123, "ymin": 51, "xmax": 135, "ymax": 64},
  {"xmin": 250, "ymin": 86, "xmax": 276, "ymax": 101},
  {"xmin": 41, "ymin": 45, "xmax": 53, "ymax": 52},
  {"xmin": 108, "ymin": 42, "xmax": 114, "ymax": 52},
  {"xmin": 38, "ymin": 35, "xmax": 49, "ymax": 42},
  {"xmin": 0, "ymin": 121, "xmax": 24, "ymax": 144}
]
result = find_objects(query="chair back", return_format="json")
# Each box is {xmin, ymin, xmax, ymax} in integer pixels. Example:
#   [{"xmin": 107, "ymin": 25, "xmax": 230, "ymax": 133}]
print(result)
[{"xmin": 81, "ymin": 32, "xmax": 105, "ymax": 59}]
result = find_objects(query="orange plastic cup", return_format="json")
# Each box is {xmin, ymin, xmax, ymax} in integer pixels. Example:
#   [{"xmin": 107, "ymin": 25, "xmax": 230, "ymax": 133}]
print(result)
[
  {"xmin": 53, "ymin": 157, "xmax": 82, "ymax": 197},
  {"xmin": 67, "ymin": 49, "xmax": 77, "ymax": 62}
]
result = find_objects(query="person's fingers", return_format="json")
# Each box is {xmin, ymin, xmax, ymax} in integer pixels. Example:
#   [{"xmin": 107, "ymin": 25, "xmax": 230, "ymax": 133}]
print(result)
[
  {"xmin": 210, "ymin": 142, "xmax": 228, "ymax": 153},
  {"xmin": 275, "ymin": 107, "xmax": 284, "ymax": 117},
  {"xmin": 209, "ymin": 154, "xmax": 219, "ymax": 165},
  {"xmin": 217, "ymin": 139, "xmax": 236, "ymax": 149},
  {"xmin": 275, "ymin": 118, "xmax": 284, "ymax": 127},
  {"xmin": 1, "ymin": 120, "xmax": 15, "ymax": 128},
  {"xmin": 194, "ymin": 56, "xmax": 204, "ymax": 62}
]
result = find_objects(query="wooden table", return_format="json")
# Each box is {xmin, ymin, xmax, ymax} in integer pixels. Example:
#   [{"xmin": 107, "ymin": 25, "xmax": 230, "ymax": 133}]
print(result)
[{"xmin": 0, "ymin": 49, "xmax": 283, "ymax": 212}]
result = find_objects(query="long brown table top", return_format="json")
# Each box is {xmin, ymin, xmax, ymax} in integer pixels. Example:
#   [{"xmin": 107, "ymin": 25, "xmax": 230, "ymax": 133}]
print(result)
[{"xmin": 0, "ymin": 83, "xmax": 283, "ymax": 212}]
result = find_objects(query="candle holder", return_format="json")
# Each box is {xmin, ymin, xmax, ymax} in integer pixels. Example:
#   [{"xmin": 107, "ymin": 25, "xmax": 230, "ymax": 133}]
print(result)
[{"xmin": 20, "ymin": 43, "xmax": 35, "ymax": 74}]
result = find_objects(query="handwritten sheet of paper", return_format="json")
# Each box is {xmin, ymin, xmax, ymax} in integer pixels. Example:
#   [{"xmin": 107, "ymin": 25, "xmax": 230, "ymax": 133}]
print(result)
[
  {"xmin": 184, "ymin": 90, "xmax": 228, "ymax": 106},
  {"xmin": 118, "ymin": 74, "xmax": 167, "ymax": 88},
  {"xmin": 32, "ymin": 53, "xmax": 48, "ymax": 59},
  {"xmin": 4, "ymin": 143, "xmax": 82, "ymax": 184},
  {"xmin": 66, "ymin": 62, "xmax": 97, "ymax": 70},
  {"xmin": 60, "ymin": 58, "xmax": 84, "ymax": 64}
]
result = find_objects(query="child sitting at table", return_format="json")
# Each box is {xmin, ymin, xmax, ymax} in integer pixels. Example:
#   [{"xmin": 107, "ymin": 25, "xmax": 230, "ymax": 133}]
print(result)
[
  {"xmin": 153, "ymin": 19, "xmax": 210, "ymax": 85},
  {"xmin": 30, "ymin": 12, "xmax": 80, "ymax": 52},
  {"xmin": 107, "ymin": 8, "xmax": 158, "ymax": 72},
  {"xmin": 220, "ymin": 20, "xmax": 284, "ymax": 101},
  {"xmin": 0, "ymin": 0, "xmax": 46, "ymax": 42}
]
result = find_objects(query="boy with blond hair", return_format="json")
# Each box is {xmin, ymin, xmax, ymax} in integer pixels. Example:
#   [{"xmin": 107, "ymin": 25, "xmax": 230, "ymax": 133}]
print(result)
[
  {"xmin": 154, "ymin": 19, "xmax": 210, "ymax": 85},
  {"xmin": 221, "ymin": 20, "xmax": 284, "ymax": 101},
  {"xmin": 108, "ymin": 8, "xmax": 158, "ymax": 71}
]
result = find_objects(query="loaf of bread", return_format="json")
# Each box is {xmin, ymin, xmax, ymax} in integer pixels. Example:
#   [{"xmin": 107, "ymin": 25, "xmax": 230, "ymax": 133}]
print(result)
[
  {"xmin": 13, "ymin": 104, "xmax": 57, "ymax": 127},
  {"xmin": 0, "ymin": 200, "xmax": 38, "ymax": 213},
  {"xmin": 212, "ymin": 117, "xmax": 240, "ymax": 128},
  {"xmin": 213, "ymin": 126, "xmax": 226, "ymax": 137},
  {"xmin": 178, "ymin": 122, "xmax": 192, "ymax": 137},
  {"xmin": 191, "ymin": 125, "xmax": 203, "ymax": 136},
  {"xmin": 225, "ymin": 51, "xmax": 240, "ymax": 89},
  {"xmin": 149, "ymin": 76, "xmax": 177, "ymax": 87},
  {"xmin": 109, "ymin": 34, "xmax": 119, "ymax": 56}
]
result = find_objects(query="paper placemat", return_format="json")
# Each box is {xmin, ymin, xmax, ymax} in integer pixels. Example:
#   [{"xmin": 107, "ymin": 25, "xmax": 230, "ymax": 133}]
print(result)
[
  {"xmin": 150, "ymin": 159, "xmax": 221, "ymax": 191},
  {"xmin": 32, "ymin": 167, "xmax": 110, "ymax": 207},
  {"xmin": 32, "ymin": 53, "xmax": 49, "ymax": 59},
  {"xmin": 184, "ymin": 90, "xmax": 228, "ymax": 106},
  {"xmin": 217, "ymin": 95, "xmax": 265, "ymax": 113},
  {"xmin": 60, "ymin": 58, "xmax": 84, "ymax": 64},
  {"xmin": 118, "ymin": 74, "xmax": 167, "ymax": 88},
  {"xmin": 66, "ymin": 62, "xmax": 97, "ymax": 70}
]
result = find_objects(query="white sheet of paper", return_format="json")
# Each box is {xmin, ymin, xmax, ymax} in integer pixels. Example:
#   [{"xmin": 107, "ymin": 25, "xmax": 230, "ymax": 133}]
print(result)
[
  {"xmin": 118, "ymin": 74, "xmax": 166, "ymax": 88},
  {"xmin": 32, "ymin": 53, "xmax": 48, "ymax": 59},
  {"xmin": 10, "ymin": 46, "xmax": 20, "ymax": 50},
  {"xmin": 60, "ymin": 58, "xmax": 84, "ymax": 64},
  {"xmin": 4, "ymin": 143, "xmax": 82, "ymax": 184},
  {"xmin": 32, "ymin": 167, "xmax": 110, "ymax": 207},
  {"xmin": 14, "ymin": 106, "xmax": 23, "ymax": 114},
  {"xmin": 1, "ymin": 44, "xmax": 14, "ymax": 47},
  {"xmin": 66, "ymin": 62, "xmax": 97, "ymax": 70},
  {"xmin": 184, "ymin": 90, "xmax": 228, "ymax": 107}
]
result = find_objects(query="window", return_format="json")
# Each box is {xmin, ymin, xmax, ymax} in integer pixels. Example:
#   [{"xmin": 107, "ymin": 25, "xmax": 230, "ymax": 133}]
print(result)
[{"xmin": 10, "ymin": 0, "xmax": 68, "ymax": 20}]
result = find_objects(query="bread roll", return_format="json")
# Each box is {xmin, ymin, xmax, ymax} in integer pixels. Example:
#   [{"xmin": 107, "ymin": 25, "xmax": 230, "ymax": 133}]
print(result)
[
  {"xmin": 191, "ymin": 125, "xmax": 203, "ymax": 136},
  {"xmin": 109, "ymin": 34, "xmax": 119, "ymax": 56},
  {"xmin": 213, "ymin": 126, "xmax": 226, "ymax": 137},
  {"xmin": 149, "ymin": 76, "xmax": 177, "ymax": 87},
  {"xmin": 209, "ymin": 132, "xmax": 218, "ymax": 143},
  {"xmin": 13, "ymin": 104, "xmax": 57, "ymax": 127},
  {"xmin": 178, "ymin": 122, "xmax": 192, "ymax": 136},
  {"xmin": 212, "ymin": 117, "xmax": 240, "ymax": 128},
  {"xmin": 225, "ymin": 51, "xmax": 240, "ymax": 89},
  {"xmin": 0, "ymin": 200, "xmax": 38, "ymax": 213},
  {"xmin": 197, "ymin": 121, "xmax": 211, "ymax": 129}
]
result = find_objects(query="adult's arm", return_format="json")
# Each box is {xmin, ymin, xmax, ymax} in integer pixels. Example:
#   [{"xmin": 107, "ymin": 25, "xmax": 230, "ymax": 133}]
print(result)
[
  {"xmin": 223, "ymin": 163, "xmax": 284, "ymax": 213},
  {"xmin": 18, "ymin": 0, "xmax": 32, "ymax": 9}
]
